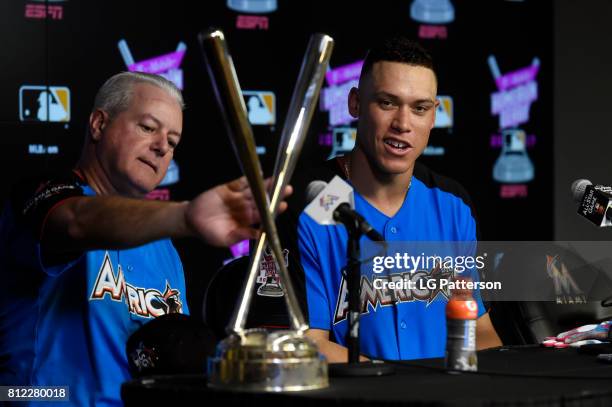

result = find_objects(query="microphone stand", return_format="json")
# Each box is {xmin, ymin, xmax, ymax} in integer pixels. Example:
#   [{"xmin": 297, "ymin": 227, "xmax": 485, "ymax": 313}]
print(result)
[{"xmin": 328, "ymin": 213, "xmax": 395, "ymax": 377}]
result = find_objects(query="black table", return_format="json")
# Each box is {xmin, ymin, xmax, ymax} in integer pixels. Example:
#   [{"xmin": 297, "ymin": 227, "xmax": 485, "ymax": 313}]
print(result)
[{"xmin": 122, "ymin": 345, "xmax": 612, "ymax": 406}]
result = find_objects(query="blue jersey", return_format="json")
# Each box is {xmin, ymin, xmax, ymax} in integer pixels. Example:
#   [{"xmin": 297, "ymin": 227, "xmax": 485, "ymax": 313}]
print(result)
[
  {"xmin": 201, "ymin": 159, "xmax": 486, "ymax": 361},
  {"xmin": 0, "ymin": 172, "xmax": 188, "ymax": 406},
  {"xmin": 296, "ymin": 160, "xmax": 485, "ymax": 360}
]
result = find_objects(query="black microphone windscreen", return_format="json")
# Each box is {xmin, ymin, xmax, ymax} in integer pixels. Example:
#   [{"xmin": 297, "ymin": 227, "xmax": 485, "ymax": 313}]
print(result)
[{"xmin": 571, "ymin": 179, "xmax": 592, "ymax": 203}]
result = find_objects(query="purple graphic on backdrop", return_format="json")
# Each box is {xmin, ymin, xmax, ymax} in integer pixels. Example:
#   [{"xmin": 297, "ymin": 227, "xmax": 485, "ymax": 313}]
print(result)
[
  {"xmin": 325, "ymin": 60, "xmax": 363, "ymax": 86},
  {"xmin": 494, "ymin": 64, "xmax": 539, "ymax": 91},
  {"xmin": 320, "ymin": 60, "xmax": 363, "ymax": 127},
  {"xmin": 118, "ymin": 39, "xmax": 187, "ymax": 90},
  {"xmin": 128, "ymin": 51, "xmax": 186, "ymax": 75},
  {"xmin": 488, "ymin": 56, "xmax": 539, "ymax": 196},
  {"xmin": 490, "ymin": 133, "xmax": 536, "ymax": 148},
  {"xmin": 488, "ymin": 55, "xmax": 539, "ymax": 129}
]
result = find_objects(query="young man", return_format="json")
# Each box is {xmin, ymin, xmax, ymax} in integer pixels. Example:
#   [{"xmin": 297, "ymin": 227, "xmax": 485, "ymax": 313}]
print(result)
[
  {"xmin": 0, "ymin": 72, "xmax": 288, "ymax": 405},
  {"xmin": 294, "ymin": 37, "xmax": 502, "ymax": 362}
]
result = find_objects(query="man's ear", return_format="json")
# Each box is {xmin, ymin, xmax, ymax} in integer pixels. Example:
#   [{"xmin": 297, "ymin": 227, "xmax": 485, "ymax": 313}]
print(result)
[
  {"xmin": 89, "ymin": 110, "xmax": 108, "ymax": 141},
  {"xmin": 348, "ymin": 87, "xmax": 360, "ymax": 118}
]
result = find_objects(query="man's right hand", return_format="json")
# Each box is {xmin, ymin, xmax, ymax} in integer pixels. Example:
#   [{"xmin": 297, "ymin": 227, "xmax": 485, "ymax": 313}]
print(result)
[{"xmin": 185, "ymin": 176, "xmax": 292, "ymax": 247}]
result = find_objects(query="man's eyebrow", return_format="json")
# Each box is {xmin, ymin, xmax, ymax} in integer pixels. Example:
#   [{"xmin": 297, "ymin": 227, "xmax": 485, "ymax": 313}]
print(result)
[
  {"xmin": 374, "ymin": 92, "xmax": 436, "ymax": 105},
  {"xmin": 141, "ymin": 114, "xmax": 181, "ymax": 137},
  {"xmin": 141, "ymin": 114, "xmax": 162, "ymax": 127},
  {"xmin": 374, "ymin": 91, "xmax": 400, "ymax": 100},
  {"xmin": 414, "ymin": 98, "xmax": 436, "ymax": 105}
]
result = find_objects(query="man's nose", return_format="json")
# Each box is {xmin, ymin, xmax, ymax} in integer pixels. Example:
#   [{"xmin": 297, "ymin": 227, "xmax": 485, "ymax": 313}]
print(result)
[
  {"xmin": 391, "ymin": 106, "xmax": 412, "ymax": 133},
  {"xmin": 151, "ymin": 133, "xmax": 170, "ymax": 156}
]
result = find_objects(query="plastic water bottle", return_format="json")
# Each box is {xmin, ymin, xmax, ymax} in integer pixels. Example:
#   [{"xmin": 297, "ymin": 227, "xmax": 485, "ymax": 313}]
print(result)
[{"xmin": 445, "ymin": 281, "xmax": 478, "ymax": 372}]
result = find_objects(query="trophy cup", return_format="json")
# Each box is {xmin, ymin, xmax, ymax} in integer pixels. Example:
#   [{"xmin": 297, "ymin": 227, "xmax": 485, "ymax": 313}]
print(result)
[{"xmin": 199, "ymin": 28, "xmax": 334, "ymax": 392}]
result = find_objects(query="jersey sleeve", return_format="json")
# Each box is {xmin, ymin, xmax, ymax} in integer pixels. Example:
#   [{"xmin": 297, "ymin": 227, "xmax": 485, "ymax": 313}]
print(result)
[
  {"xmin": 13, "ymin": 174, "xmax": 85, "ymax": 240},
  {"xmin": 9, "ymin": 173, "xmax": 86, "ymax": 275},
  {"xmin": 298, "ymin": 213, "xmax": 332, "ymax": 330}
]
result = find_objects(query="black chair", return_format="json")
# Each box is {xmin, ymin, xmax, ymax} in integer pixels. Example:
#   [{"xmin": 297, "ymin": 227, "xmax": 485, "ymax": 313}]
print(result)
[
  {"xmin": 126, "ymin": 313, "xmax": 216, "ymax": 377},
  {"xmin": 487, "ymin": 243, "xmax": 612, "ymax": 344},
  {"xmin": 203, "ymin": 256, "xmax": 292, "ymax": 340}
]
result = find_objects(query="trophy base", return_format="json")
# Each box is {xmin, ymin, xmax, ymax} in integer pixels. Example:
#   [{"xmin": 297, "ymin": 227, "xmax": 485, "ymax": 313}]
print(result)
[
  {"xmin": 257, "ymin": 283, "xmax": 284, "ymax": 297},
  {"xmin": 208, "ymin": 329, "xmax": 328, "ymax": 392},
  {"xmin": 328, "ymin": 361, "xmax": 395, "ymax": 377}
]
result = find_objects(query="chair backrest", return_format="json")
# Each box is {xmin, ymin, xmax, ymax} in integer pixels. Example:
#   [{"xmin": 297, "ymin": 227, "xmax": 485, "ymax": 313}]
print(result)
[
  {"xmin": 489, "ymin": 301, "xmax": 612, "ymax": 344},
  {"xmin": 126, "ymin": 313, "xmax": 216, "ymax": 377},
  {"xmin": 203, "ymin": 256, "xmax": 292, "ymax": 340},
  {"xmin": 487, "ymin": 243, "xmax": 612, "ymax": 344}
]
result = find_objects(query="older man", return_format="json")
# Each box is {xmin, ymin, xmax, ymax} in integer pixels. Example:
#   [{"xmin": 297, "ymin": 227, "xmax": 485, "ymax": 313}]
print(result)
[{"xmin": 0, "ymin": 72, "xmax": 285, "ymax": 406}]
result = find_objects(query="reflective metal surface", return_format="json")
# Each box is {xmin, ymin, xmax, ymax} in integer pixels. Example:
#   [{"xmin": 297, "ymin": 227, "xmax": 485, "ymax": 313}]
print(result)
[
  {"xmin": 229, "ymin": 33, "xmax": 334, "ymax": 336},
  {"xmin": 199, "ymin": 28, "xmax": 332, "ymax": 392},
  {"xmin": 198, "ymin": 28, "xmax": 307, "ymax": 332},
  {"xmin": 208, "ymin": 329, "xmax": 328, "ymax": 392}
]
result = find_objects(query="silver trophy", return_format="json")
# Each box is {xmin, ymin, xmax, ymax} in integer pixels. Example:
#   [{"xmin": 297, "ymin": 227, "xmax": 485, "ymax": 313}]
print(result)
[{"xmin": 199, "ymin": 28, "xmax": 334, "ymax": 392}]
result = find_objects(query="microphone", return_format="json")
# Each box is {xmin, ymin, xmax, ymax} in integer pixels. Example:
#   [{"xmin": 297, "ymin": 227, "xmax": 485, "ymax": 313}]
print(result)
[
  {"xmin": 571, "ymin": 179, "xmax": 592, "ymax": 203},
  {"xmin": 571, "ymin": 179, "xmax": 612, "ymax": 227},
  {"xmin": 304, "ymin": 176, "xmax": 385, "ymax": 241}
]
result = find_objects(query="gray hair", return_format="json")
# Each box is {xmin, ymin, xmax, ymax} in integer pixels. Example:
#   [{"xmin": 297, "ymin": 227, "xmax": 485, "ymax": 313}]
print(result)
[{"xmin": 92, "ymin": 71, "xmax": 184, "ymax": 118}]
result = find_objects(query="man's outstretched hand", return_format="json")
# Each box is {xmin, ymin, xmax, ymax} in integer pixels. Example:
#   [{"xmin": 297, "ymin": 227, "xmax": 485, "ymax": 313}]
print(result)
[{"xmin": 185, "ymin": 176, "xmax": 292, "ymax": 247}]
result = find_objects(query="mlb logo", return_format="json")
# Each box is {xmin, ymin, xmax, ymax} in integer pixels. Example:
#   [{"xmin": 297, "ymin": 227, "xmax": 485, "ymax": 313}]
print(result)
[
  {"xmin": 19, "ymin": 85, "xmax": 70, "ymax": 122},
  {"xmin": 434, "ymin": 95, "xmax": 453, "ymax": 128},
  {"xmin": 504, "ymin": 129, "xmax": 527, "ymax": 152},
  {"xmin": 243, "ymin": 90, "xmax": 275, "ymax": 125}
]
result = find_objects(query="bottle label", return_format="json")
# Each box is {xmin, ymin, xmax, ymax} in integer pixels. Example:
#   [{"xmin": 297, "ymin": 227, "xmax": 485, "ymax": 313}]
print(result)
[{"xmin": 445, "ymin": 319, "xmax": 477, "ymax": 371}]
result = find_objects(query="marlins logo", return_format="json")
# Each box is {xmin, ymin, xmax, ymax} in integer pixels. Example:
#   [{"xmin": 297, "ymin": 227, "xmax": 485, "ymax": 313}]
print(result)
[
  {"xmin": 319, "ymin": 194, "xmax": 339, "ymax": 211},
  {"xmin": 333, "ymin": 267, "xmax": 453, "ymax": 324},
  {"xmin": 90, "ymin": 252, "xmax": 183, "ymax": 317},
  {"xmin": 546, "ymin": 255, "xmax": 586, "ymax": 304}
]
